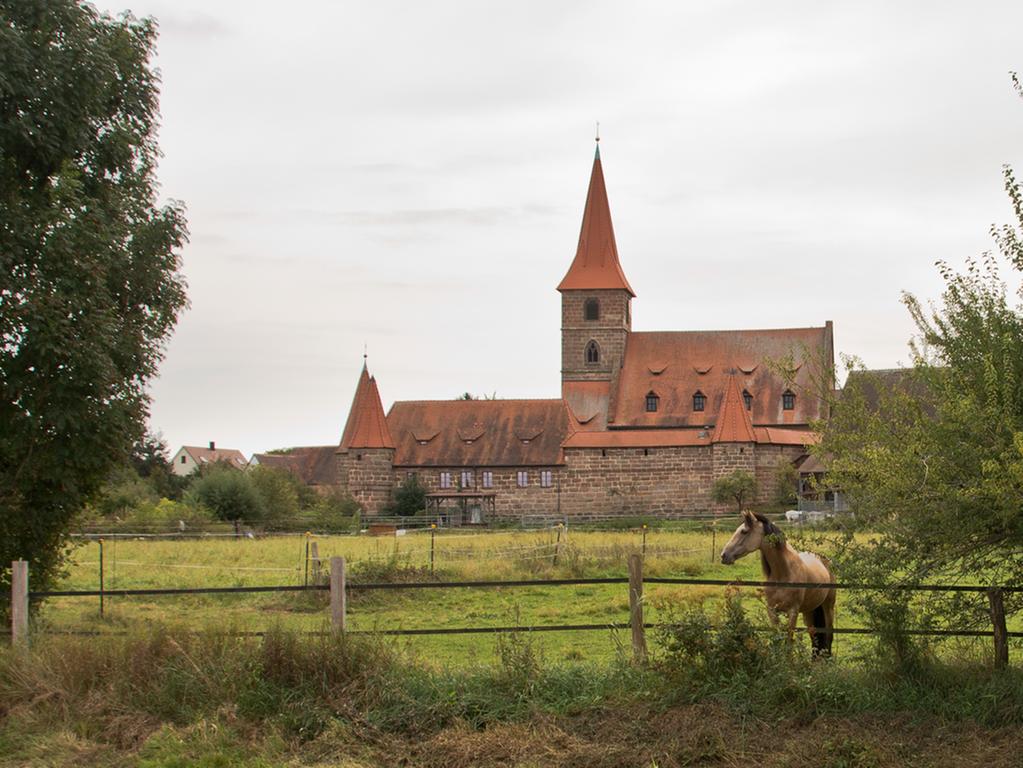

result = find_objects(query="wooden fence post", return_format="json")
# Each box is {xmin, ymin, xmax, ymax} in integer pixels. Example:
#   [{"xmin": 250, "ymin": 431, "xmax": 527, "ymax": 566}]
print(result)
[
  {"xmin": 628, "ymin": 553, "xmax": 647, "ymax": 663},
  {"xmin": 11, "ymin": 560, "xmax": 28, "ymax": 647},
  {"xmin": 987, "ymin": 587, "xmax": 1009, "ymax": 670},
  {"xmin": 552, "ymin": 523, "xmax": 563, "ymax": 566},
  {"xmin": 330, "ymin": 556, "xmax": 346, "ymax": 633},
  {"xmin": 310, "ymin": 542, "xmax": 320, "ymax": 585}
]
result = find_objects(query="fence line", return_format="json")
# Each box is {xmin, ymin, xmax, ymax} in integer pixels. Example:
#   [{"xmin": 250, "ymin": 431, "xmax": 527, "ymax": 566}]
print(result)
[{"xmin": 9, "ymin": 559, "xmax": 1019, "ymax": 668}]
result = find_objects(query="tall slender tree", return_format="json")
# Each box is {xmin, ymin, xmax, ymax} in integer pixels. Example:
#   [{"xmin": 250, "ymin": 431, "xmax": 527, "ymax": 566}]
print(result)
[{"xmin": 0, "ymin": 1, "xmax": 188, "ymax": 596}]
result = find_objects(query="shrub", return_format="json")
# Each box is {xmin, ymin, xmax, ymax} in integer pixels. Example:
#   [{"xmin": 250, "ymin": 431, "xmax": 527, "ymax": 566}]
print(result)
[
  {"xmin": 386, "ymin": 476, "xmax": 426, "ymax": 517},
  {"xmin": 93, "ymin": 466, "xmax": 159, "ymax": 519},
  {"xmin": 711, "ymin": 470, "xmax": 757, "ymax": 512},
  {"xmin": 773, "ymin": 460, "xmax": 800, "ymax": 507},
  {"xmin": 186, "ymin": 467, "xmax": 265, "ymax": 522},
  {"xmin": 249, "ymin": 465, "xmax": 301, "ymax": 526},
  {"xmin": 656, "ymin": 591, "xmax": 787, "ymax": 683},
  {"xmin": 310, "ymin": 488, "xmax": 361, "ymax": 532}
]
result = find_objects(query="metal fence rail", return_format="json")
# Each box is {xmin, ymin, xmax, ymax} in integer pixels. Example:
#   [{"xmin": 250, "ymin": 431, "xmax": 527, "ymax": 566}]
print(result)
[{"xmin": 7, "ymin": 558, "xmax": 1019, "ymax": 668}]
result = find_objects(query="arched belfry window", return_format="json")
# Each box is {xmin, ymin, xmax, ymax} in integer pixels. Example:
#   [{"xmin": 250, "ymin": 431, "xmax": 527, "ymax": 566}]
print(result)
[
  {"xmin": 742, "ymin": 390, "xmax": 753, "ymax": 411},
  {"xmin": 584, "ymin": 298, "xmax": 600, "ymax": 321},
  {"xmin": 693, "ymin": 391, "xmax": 706, "ymax": 412},
  {"xmin": 645, "ymin": 392, "xmax": 659, "ymax": 412},
  {"xmin": 782, "ymin": 390, "xmax": 796, "ymax": 411},
  {"xmin": 585, "ymin": 340, "xmax": 600, "ymax": 364}
]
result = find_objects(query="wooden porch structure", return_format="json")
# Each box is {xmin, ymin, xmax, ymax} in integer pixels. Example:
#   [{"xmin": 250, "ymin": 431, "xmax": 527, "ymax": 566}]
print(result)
[{"xmin": 425, "ymin": 491, "xmax": 497, "ymax": 526}]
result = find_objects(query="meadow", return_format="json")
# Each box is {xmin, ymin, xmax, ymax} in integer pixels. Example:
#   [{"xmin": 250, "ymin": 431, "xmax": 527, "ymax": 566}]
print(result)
[
  {"xmin": 6, "ymin": 523, "xmax": 1023, "ymax": 767},
  {"xmin": 36, "ymin": 522, "xmax": 1017, "ymax": 666}
]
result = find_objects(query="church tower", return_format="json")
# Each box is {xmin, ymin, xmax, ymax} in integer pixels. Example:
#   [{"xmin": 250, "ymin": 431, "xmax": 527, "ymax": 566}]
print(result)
[{"xmin": 557, "ymin": 141, "xmax": 635, "ymax": 390}]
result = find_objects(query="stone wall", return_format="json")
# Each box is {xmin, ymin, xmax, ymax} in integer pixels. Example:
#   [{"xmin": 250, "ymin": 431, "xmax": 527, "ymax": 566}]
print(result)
[
  {"xmin": 354, "ymin": 442, "xmax": 805, "ymax": 518},
  {"xmin": 338, "ymin": 448, "xmax": 395, "ymax": 512},
  {"xmin": 561, "ymin": 290, "xmax": 631, "ymax": 382},
  {"xmin": 559, "ymin": 445, "xmax": 717, "ymax": 516},
  {"xmin": 396, "ymin": 466, "xmax": 562, "ymax": 518},
  {"xmin": 752, "ymin": 444, "xmax": 805, "ymax": 505}
]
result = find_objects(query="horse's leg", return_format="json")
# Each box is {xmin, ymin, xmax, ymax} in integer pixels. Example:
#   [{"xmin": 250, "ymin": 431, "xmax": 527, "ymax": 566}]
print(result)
[
  {"xmin": 802, "ymin": 609, "xmax": 817, "ymax": 650},
  {"xmin": 823, "ymin": 590, "xmax": 837, "ymax": 656},
  {"xmin": 786, "ymin": 608, "xmax": 799, "ymax": 643}
]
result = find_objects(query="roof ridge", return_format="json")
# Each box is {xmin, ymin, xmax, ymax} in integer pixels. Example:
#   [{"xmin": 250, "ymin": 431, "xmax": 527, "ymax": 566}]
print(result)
[{"xmin": 633, "ymin": 325, "xmax": 827, "ymax": 336}]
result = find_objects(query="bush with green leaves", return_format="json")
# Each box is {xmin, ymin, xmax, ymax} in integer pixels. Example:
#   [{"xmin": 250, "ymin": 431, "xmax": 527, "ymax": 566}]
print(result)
[
  {"xmin": 711, "ymin": 470, "xmax": 757, "ymax": 512},
  {"xmin": 249, "ymin": 465, "xmax": 302, "ymax": 526},
  {"xmin": 186, "ymin": 467, "xmax": 266, "ymax": 522},
  {"xmin": 387, "ymin": 475, "xmax": 427, "ymax": 517},
  {"xmin": 310, "ymin": 487, "xmax": 362, "ymax": 533}
]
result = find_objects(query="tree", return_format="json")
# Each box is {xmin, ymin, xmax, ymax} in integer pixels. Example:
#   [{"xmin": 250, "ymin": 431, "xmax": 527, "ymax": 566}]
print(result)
[
  {"xmin": 711, "ymin": 471, "xmax": 757, "ymax": 513},
  {"xmin": 249, "ymin": 465, "xmax": 301, "ymax": 526},
  {"xmin": 187, "ymin": 468, "xmax": 265, "ymax": 523},
  {"xmin": 819, "ymin": 83, "xmax": 1023, "ymax": 634},
  {"xmin": 387, "ymin": 475, "xmax": 427, "ymax": 517},
  {"xmin": 772, "ymin": 461, "xmax": 800, "ymax": 508},
  {"xmin": 0, "ymin": 2, "xmax": 188, "ymax": 597}
]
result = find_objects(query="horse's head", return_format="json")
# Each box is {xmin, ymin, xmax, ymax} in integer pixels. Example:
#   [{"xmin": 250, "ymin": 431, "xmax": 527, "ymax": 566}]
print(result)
[{"xmin": 720, "ymin": 510, "xmax": 779, "ymax": 565}]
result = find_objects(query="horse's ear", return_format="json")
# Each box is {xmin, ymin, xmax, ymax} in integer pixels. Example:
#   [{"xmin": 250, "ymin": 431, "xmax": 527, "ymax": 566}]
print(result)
[{"xmin": 741, "ymin": 510, "xmax": 754, "ymax": 524}]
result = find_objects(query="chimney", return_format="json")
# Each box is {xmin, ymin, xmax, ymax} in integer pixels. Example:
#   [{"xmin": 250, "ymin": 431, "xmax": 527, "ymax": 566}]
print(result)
[{"xmin": 209, "ymin": 441, "xmax": 215, "ymax": 450}]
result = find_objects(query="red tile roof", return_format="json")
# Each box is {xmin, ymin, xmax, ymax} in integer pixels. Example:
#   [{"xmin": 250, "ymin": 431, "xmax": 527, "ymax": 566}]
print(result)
[
  {"xmin": 251, "ymin": 446, "xmax": 338, "ymax": 485},
  {"xmin": 556, "ymin": 146, "xmax": 636, "ymax": 297},
  {"xmin": 754, "ymin": 427, "xmax": 818, "ymax": 446},
  {"xmin": 181, "ymin": 446, "xmax": 247, "ymax": 468},
  {"xmin": 611, "ymin": 327, "xmax": 832, "ymax": 427},
  {"xmin": 563, "ymin": 429, "xmax": 712, "ymax": 449},
  {"xmin": 387, "ymin": 399, "xmax": 570, "ymax": 467},
  {"xmin": 562, "ymin": 380, "xmax": 611, "ymax": 431},
  {"xmin": 339, "ymin": 364, "xmax": 395, "ymax": 450},
  {"xmin": 711, "ymin": 375, "xmax": 756, "ymax": 443}
]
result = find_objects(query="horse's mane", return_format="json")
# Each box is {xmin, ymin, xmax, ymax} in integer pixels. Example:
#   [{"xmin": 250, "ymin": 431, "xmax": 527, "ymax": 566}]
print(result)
[{"xmin": 753, "ymin": 512, "xmax": 784, "ymax": 547}]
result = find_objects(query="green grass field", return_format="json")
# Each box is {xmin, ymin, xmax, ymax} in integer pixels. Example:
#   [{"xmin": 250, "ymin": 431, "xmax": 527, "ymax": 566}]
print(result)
[
  {"xmin": 8, "ymin": 525, "xmax": 1023, "ymax": 767},
  {"xmin": 34, "ymin": 524, "xmax": 1016, "ymax": 666}
]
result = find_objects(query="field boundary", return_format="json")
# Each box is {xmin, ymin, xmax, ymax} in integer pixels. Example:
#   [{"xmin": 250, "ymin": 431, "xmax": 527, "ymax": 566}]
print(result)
[{"xmin": 8, "ymin": 558, "xmax": 1019, "ymax": 668}]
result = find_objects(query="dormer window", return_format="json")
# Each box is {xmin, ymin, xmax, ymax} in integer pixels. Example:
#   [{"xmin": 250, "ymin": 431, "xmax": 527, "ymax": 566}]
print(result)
[
  {"xmin": 584, "ymin": 298, "xmax": 600, "ymax": 321},
  {"xmin": 742, "ymin": 390, "xmax": 753, "ymax": 410},
  {"xmin": 782, "ymin": 390, "xmax": 796, "ymax": 410},
  {"xmin": 585, "ymin": 340, "xmax": 600, "ymax": 364},
  {"xmin": 645, "ymin": 392, "xmax": 659, "ymax": 412},
  {"xmin": 693, "ymin": 391, "xmax": 706, "ymax": 412}
]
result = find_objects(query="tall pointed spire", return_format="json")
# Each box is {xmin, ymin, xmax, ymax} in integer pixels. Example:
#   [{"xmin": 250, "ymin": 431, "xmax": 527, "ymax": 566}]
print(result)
[
  {"xmin": 339, "ymin": 362, "xmax": 395, "ymax": 450},
  {"xmin": 712, "ymin": 374, "xmax": 757, "ymax": 444},
  {"xmin": 557, "ymin": 141, "xmax": 636, "ymax": 296}
]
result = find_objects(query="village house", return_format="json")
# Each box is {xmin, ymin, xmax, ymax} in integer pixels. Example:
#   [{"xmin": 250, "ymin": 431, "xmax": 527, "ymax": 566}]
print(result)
[
  {"xmin": 288, "ymin": 144, "xmax": 833, "ymax": 518},
  {"xmin": 170, "ymin": 442, "xmax": 248, "ymax": 476}
]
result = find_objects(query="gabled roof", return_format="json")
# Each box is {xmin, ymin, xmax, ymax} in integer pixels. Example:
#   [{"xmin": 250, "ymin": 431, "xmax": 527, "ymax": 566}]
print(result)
[
  {"xmin": 610, "ymin": 326, "xmax": 832, "ymax": 427},
  {"xmin": 180, "ymin": 446, "xmax": 247, "ymax": 468},
  {"xmin": 556, "ymin": 145, "xmax": 636, "ymax": 297},
  {"xmin": 250, "ymin": 446, "xmax": 338, "ymax": 485},
  {"xmin": 387, "ymin": 399, "xmax": 570, "ymax": 467},
  {"xmin": 339, "ymin": 364, "xmax": 395, "ymax": 450},
  {"xmin": 712, "ymin": 375, "xmax": 756, "ymax": 443}
]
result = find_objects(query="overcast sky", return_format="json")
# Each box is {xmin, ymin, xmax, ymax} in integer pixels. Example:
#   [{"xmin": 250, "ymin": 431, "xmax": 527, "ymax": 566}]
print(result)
[{"xmin": 126, "ymin": 0, "xmax": 1023, "ymax": 457}]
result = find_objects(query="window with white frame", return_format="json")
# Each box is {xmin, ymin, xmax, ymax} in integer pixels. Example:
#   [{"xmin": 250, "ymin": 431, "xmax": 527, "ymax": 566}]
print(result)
[
  {"xmin": 460, "ymin": 470, "xmax": 473, "ymax": 489},
  {"xmin": 516, "ymin": 470, "xmax": 528, "ymax": 487},
  {"xmin": 540, "ymin": 470, "xmax": 553, "ymax": 488},
  {"xmin": 439, "ymin": 471, "xmax": 452, "ymax": 489},
  {"xmin": 482, "ymin": 471, "xmax": 493, "ymax": 488}
]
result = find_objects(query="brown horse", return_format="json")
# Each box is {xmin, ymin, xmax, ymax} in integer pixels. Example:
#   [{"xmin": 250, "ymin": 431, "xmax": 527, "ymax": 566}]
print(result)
[{"xmin": 720, "ymin": 510, "xmax": 836, "ymax": 655}]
